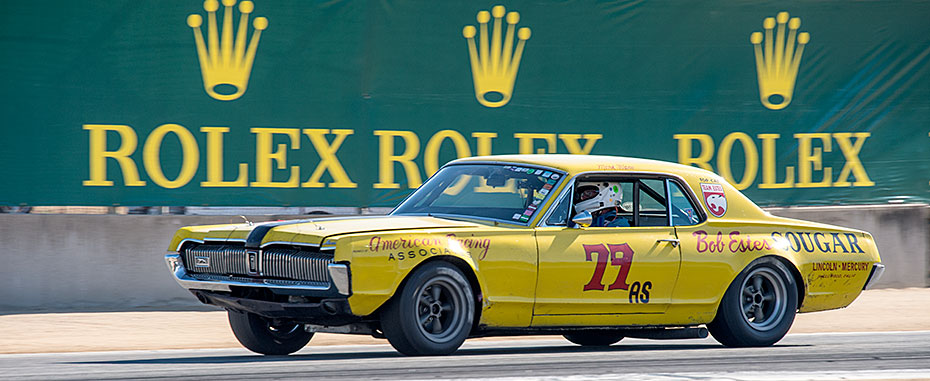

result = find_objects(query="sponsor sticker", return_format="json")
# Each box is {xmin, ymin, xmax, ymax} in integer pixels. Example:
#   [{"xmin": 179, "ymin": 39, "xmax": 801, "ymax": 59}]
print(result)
[
  {"xmin": 542, "ymin": 171, "xmax": 552, "ymax": 177},
  {"xmin": 551, "ymin": 174, "xmax": 560, "ymax": 180},
  {"xmin": 512, "ymin": 213, "xmax": 523, "ymax": 220},
  {"xmin": 539, "ymin": 188, "xmax": 550, "ymax": 196},
  {"xmin": 547, "ymin": 178, "xmax": 557, "ymax": 184},
  {"xmin": 543, "ymin": 183, "xmax": 553, "ymax": 190},
  {"xmin": 519, "ymin": 215, "xmax": 530, "ymax": 222},
  {"xmin": 700, "ymin": 183, "xmax": 727, "ymax": 217}
]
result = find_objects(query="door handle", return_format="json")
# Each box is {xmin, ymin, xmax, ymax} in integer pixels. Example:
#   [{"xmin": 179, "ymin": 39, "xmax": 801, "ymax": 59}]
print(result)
[{"xmin": 657, "ymin": 238, "xmax": 680, "ymax": 247}]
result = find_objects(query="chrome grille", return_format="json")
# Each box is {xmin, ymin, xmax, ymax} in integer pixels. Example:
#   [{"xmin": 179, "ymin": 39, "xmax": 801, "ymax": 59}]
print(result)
[
  {"xmin": 182, "ymin": 245, "xmax": 248, "ymax": 275},
  {"xmin": 183, "ymin": 244, "xmax": 333, "ymax": 283},
  {"xmin": 261, "ymin": 247, "xmax": 332, "ymax": 282}
]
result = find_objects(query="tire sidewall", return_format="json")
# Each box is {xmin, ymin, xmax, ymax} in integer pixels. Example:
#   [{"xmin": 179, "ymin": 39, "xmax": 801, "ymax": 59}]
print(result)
[
  {"xmin": 228, "ymin": 310, "xmax": 313, "ymax": 355},
  {"xmin": 714, "ymin": 257, "xmax": 798, "ymax": 346},
  {"xmin": 563, "ymin": 330, "xmax": 624, "ymax": 346},
  {"xmin": 387, "ymin": 261, "xmax": 475, "ymax": 355}
]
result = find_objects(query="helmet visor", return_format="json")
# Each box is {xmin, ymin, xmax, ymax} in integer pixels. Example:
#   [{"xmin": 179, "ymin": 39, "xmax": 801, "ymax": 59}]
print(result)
[{"xmin": 578, "ymin": 187, "xmax": 599, "ymax": 201}]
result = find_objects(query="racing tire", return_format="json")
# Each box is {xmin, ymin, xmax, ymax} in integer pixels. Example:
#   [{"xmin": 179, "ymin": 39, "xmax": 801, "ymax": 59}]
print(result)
[
  {"xmin": 563, "ymin": 330, "xmax": 624, "ymax": 346},
  {"xmin": 227, "ymin": 310, "xmax": 313, "ymax": 355},
  {"xmin": 381, "ymin": 261, "xmax": 475, "ymax": 356},
  {"xmin": 707, "ymin": 257, "xmax": 798, "ymax": 347}
]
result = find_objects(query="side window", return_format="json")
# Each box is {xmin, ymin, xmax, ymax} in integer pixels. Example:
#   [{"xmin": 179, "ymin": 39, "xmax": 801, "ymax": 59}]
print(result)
[
  {"xmin": 571, "ymin": 177, "xmax": 669, "ymax": 228},
  {"xmin": 669, "ymin": 181, "xmax": 702, "ymax": 226},
  {"xmin": 637, "ymin": 179, "xmax": 668, "ymax": 227},
  {"xmin": 545, "ymin": 189, "xmax": 571, "ymax": 226}
]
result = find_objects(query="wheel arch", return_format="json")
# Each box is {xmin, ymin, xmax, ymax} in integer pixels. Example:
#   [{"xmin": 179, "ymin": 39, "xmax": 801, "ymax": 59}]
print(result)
[{"xmin": 769, "ymin": 255, "xmax": 806, "ymax": 310}]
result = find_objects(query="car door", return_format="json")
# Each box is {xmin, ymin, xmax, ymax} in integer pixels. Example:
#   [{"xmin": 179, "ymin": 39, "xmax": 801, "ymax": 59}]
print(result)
[
  {"xmin": 666, "ymin": 179, "xmax": 740, "ymax": 313},
  {"xmin": 533, "ymin": 176, "xmax": 682, "ymax": 321}
]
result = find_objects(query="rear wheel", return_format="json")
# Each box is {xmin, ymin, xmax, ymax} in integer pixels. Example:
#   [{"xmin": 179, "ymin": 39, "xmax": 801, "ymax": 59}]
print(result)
[
  {"xmin": 707, "ymin": 258, "xmax": 798, "ymax": 347},
  {"xmin": 563, "ymin": 330, "xmax": 624, "ymax": 346},
  {"xmin": 227, "ymin": 310, "xmax": 313, "ymax": 355},
  {"xmin": 381, "ymin": 261, "xmax": 475, "ymax": 356}
]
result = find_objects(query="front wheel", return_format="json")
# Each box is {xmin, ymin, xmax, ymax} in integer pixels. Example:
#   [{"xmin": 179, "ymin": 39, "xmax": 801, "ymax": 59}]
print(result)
[
  {"xmin": 228, "ymin": 310, "xmax": 313, "ymax": 355},
  {"xmin": 381, "ymin": 261, "xmax": 475, "ymax": 356},
  {"xmin": 707, "ymin": 258, "xmax": 798, "ymax": 347}
]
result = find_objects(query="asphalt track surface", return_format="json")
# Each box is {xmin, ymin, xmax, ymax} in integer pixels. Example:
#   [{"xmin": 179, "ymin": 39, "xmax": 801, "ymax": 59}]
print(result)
[{"xmin": 2, "ymin": 331, "xmax": 929, "ymax": 380}]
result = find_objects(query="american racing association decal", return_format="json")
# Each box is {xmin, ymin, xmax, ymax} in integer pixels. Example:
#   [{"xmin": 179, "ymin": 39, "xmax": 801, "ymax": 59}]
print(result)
[{"xmin": 700, "ymin": 183, "xmax": 727, "ymax": 217}]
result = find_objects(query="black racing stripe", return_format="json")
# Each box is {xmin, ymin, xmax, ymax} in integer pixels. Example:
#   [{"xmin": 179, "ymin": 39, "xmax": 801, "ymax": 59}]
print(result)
[{"xmin": 245, "ymin": 219, "xmax": 316, "ymax": 248}]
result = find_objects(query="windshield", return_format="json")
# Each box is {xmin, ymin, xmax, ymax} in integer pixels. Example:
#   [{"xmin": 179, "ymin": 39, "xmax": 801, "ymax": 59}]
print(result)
[{"xmin": 392, "ymin": 164, "xmax": 566, "ymax": 224}]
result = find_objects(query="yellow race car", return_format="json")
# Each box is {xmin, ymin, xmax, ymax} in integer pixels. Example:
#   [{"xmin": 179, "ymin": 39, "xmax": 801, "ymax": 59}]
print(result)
[{"xmin": 165, "ymin": 155, "xmax": 884, "ymax": 355}]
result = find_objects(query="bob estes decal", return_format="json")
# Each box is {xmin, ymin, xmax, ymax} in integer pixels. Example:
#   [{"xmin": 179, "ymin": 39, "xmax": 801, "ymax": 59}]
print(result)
[
  {"xmin": 692, "ymin": 230, "xmax": 866, "ymax": 255},
  {"xmin": 700, "ymin": 183, "xmax": 727, "ymax": 217}
]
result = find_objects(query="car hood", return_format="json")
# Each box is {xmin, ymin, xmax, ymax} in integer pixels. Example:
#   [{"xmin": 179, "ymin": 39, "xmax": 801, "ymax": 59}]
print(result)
[{"xmin": 173, "ymin": 215, "xmax": 482, "ymax": 249}]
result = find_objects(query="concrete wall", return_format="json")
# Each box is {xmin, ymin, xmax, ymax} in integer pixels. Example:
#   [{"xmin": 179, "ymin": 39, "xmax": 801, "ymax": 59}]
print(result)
[
  {"xmin": 0, "ymin": 205, "xmax": 927, "ymax": 313},
  {"xmin": 766, "ymin": 204, "xmax": 930, "ymax": 289},
  {"xmin": 0, "ymin": 215, "xmax": 302, "ymax": 313}
]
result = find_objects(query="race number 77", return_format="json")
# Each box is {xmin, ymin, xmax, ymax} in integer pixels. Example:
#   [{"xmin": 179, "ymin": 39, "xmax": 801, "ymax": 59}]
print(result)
[{"xmin": 582, "ymin": 243, "xmax": 634, "ymax": 291}]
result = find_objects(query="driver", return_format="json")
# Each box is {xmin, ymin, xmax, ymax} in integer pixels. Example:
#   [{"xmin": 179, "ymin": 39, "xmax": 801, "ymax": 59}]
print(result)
[{"xmin": 574, "ymin": 182, "xmax": 630, "ymax": 227}]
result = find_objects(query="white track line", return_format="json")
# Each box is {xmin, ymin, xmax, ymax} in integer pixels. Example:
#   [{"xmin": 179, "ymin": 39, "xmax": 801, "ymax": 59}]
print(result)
[
  {"xmin": 788, "ymin": 330, "xmax": 930, "ymax": 336},
  {"xmin": 444, "ymin": 369, "xmax": 930, "ymax": 381},
  {"xmin": 1, "ymin": 330, "xmax": 928, "ymax": 357}
]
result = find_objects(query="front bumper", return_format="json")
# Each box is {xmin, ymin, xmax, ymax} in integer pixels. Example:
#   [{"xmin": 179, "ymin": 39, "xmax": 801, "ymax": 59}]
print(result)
[
  {"xmin": 166, "ymin": 254, "xmax": 358, "ymax": 323},
  {"xmin": 191, "ymin": 290, "xmax": 358, "ymax": 325},
  {"xmin": 863, "ymin": 263, "xmax": 885, "ymax": 290},
  {"xmin": 165, "ymin": 254, "xmax": 350, "ymax": 296}
]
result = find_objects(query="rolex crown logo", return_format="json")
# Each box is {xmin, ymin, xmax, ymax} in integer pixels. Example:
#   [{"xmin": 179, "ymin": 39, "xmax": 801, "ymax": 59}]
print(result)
[
  {"xmin": 187, "ymin": 0, "xmax": 268, "ymax": 101},
  {"xmin": 750, "ymin": 11, "xmax": 810, "ymax": 110},
  {"xmin": 463, "ymin": 5, "xmax": 531, "ymax": 108}
]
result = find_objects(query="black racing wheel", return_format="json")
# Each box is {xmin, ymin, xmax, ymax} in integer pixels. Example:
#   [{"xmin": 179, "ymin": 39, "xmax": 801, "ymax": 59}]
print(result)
[
  {"xmin": 381, "ymin": 261, "xmax": 475, "ymax": 356},
  {"xmin": 228, "ymin": 310, "xmax": 313, "ymax": 355},
  {"xmin": 708, "ymin": 257, "xmax": 798, "ymax": 347},
  {"xmin": 563, "ymin": 330, "xmax": 624, "ymax": 346}
]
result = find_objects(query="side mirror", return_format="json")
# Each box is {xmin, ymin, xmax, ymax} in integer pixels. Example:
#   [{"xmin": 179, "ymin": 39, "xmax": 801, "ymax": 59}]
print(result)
[{"xmin": 572, "ymin": 211, "xmax": 593, "ymax": 228}]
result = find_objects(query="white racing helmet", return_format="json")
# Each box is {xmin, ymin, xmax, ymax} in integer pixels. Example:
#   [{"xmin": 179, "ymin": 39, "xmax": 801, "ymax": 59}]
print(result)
[{"xmin": 574, "ymin": 181, "xmax": 622, "ymax": 214}]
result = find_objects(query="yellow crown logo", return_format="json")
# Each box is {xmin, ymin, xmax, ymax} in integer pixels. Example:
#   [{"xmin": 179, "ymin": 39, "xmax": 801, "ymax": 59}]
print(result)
[
  {"xmin": 750, "ymin": 11, "xmax": 810, "ymax": 110},
  {"xmin": 463, "ymin": 5, "xmax": 531, "ymax": 108},
  {"xmin": 187, "ymin": 0, "xmax": 268, "ymax": 101}
]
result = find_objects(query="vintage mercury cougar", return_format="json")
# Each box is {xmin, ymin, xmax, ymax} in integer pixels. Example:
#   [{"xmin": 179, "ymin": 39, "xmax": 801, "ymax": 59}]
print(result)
[{"xmin": 165, "ymin": 155, "xmax": 884, "ymax": 355}]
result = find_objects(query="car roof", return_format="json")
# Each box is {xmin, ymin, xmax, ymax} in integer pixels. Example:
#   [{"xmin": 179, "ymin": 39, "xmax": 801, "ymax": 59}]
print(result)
[
  {"xmin": 450, "ymin": 154, "xmax": 781, "ymax": 222},
  {"xmin": 450, "ymin": 154, "xmax": 716, "ymax": 178}
]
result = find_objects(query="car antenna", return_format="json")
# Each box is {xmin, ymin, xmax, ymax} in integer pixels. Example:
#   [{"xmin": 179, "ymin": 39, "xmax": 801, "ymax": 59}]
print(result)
[{"xmin": 239, "ymin": 215, "xmax": 253, "ymax": 226}]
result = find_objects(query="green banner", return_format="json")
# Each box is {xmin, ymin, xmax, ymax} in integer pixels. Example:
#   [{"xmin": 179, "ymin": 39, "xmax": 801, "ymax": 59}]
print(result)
[{"xmin": 2, "ymin": 1, "xmax": 929, "ymax": 207}]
